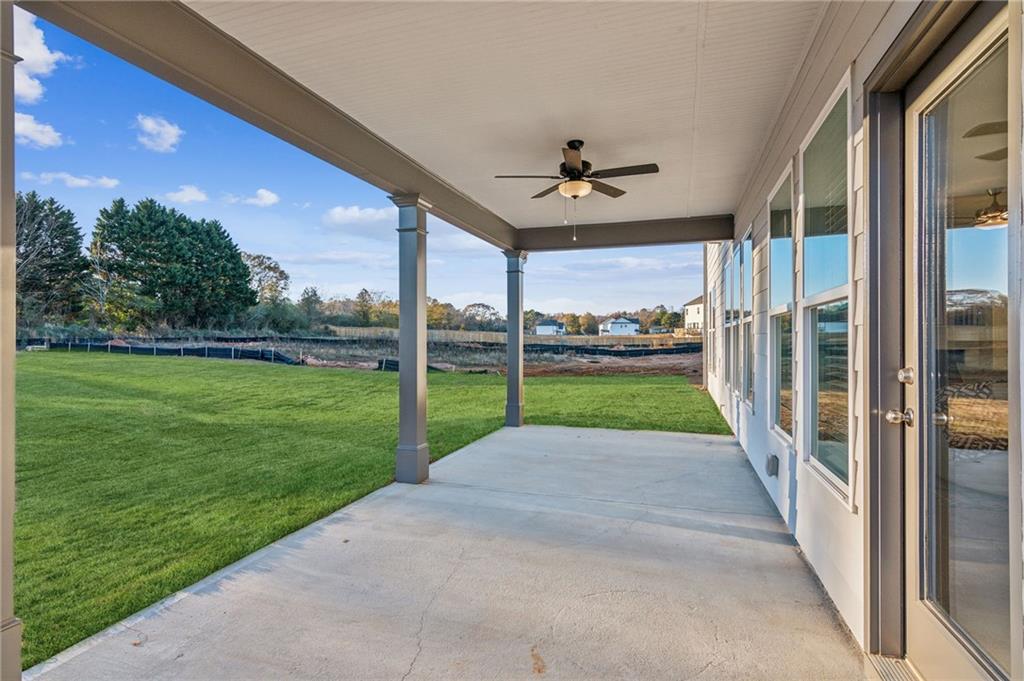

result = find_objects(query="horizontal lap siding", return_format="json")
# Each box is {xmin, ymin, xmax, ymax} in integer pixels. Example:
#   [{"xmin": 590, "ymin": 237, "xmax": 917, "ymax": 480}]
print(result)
[{"xmin": 706, "ymin": 0, "xmax": 921, "ymax": 647}]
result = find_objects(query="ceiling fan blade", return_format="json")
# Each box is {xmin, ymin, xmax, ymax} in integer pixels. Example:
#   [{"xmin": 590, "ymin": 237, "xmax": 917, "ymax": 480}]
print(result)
[
  {"xmin": 976, "ymin": 147, "xmax": 1008, "ymax": 161},
  {"xmin": 531, "ymin": 184, "xmax": 562, "ymax": 199},
  {"xmin": 589, "ymin": 163, "xmax": 660, "ymax": 179},
  {"xmin": 495, "ymin": 174, "xmax": 562, "ymax": 179},
  {"xmin": 589, "ymin": 180, "xmax": 626, "ymax": 198},
  {"xmin": 963, "ymin": 121, "xmax": 1008, "ymax": 138},
  {"xmin": 562, "ymin": 147, "xmax": 583, "ymax": 174}
]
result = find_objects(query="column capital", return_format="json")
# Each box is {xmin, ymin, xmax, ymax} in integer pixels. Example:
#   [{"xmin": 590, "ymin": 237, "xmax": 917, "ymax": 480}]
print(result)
[
  {"xmin": 388, "ymin": 193, "xmax": 432, "ymax": 211},
  {"xmin": 503, "ymin": 249, "xmax": 527, "ymax": 272}
]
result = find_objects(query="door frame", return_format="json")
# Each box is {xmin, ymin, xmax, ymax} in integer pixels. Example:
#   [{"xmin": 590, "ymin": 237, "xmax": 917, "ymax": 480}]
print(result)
[{"xmin": 863, "ymin": 1, "xmax": 1022, "ymax": 671}]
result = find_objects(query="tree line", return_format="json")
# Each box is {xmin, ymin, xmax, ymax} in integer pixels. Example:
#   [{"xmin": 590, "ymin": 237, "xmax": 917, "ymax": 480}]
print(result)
[{"xmin": 17, "ymin": 191, "xmax": 685, "ymax": 336}]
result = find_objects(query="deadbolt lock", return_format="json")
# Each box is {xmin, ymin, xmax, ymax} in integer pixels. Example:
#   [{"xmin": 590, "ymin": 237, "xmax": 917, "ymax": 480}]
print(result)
[{"xmin": 897, "ymin": 367, "xmax": 915, "ymax": 385}]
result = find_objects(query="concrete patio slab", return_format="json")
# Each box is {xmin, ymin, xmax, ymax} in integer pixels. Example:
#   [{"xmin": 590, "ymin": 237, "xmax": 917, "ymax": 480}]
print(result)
[{"xmin": 27, "ymin": 426, "xmax": 869, "ymax": 680}]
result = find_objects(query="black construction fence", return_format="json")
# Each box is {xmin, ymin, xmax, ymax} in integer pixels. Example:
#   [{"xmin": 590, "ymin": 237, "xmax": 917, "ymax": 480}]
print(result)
[
  {"xmin": 33, "ymin": 340, "xmax": 300, "ymax": 366},
  {"xmin": 18, "ymin": 335, "xmax": 701, "ymax": 366}
]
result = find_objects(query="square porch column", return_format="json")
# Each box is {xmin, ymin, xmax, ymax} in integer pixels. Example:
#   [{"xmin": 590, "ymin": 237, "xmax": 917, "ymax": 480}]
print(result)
[
  {"xmin": 504, "ymin": 250, "xmax": 527, "ymax": 426},
  {"xmin": 0, "ymin": 3, "xmax": 20, "ymax": 677},
  {"xmin": 391, "ymin": 194, "xmax": 430, "ymax": 483}
]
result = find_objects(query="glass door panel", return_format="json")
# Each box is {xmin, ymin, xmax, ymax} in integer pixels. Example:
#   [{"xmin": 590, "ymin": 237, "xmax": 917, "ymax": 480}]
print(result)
[{"xmin": 905, "ymin": 25, "xmax": 1010, "ymax": 680}]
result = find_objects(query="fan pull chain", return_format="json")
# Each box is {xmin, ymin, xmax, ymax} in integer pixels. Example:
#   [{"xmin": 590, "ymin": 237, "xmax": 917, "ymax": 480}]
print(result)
[
  {"xmin": 572, "ymin": 198, "xmax": 577, "ymax": 241},
  {"xmin": 563, "ymin": 196, "xmax": 568, "ymax": 225}
]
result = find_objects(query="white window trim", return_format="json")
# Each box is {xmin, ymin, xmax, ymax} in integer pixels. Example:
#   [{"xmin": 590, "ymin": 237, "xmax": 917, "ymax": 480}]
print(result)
[{"xmin": 795, "ymin": 68, "xmax": 856, "ymax": 509}]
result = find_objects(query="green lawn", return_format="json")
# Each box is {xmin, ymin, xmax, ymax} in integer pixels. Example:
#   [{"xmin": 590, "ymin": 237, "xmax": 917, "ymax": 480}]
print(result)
[{"xmin": 15, "ymin": 352, "xmax": 727, "ymax": 667}]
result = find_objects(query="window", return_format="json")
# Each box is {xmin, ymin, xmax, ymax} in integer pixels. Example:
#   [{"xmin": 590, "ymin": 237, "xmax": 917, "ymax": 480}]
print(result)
[
  {"xmin": 809, "ymin": 299, "xmax": 848, "ymax": 482},
  {"xmin": 740, "ymin": 230, "xmax": 753, "ymax": 404},
  {"xmin": 800, "ymin": 79, "xmax": 851, "ymax": 489},
  {"xmin": 769, "ymin": 175, "xmax": 794, "ymax": 309},
  {"xmin": 742, "ymin": 233, "xmax": 753, "ymax": 317},
  {"xmin": 802, "ymin": 90, "xmax": 849, "ymax": 298},
  {"xmin": 772, "ymin": 312, "xmax": 793, "ymax": 436},
  {"xmin": 769, "ymin": 173, "xmax": 794, "ymax": 437},
  {"xmin": 727, "ymin": 245, "xmax": 741, "ymax": 391},
  {"xmin": 744, "ymin": 322, "xmax": 753, "ymax": 402},
  {"xmin": 723, "ymin": 321, "xmax": 732, "ymax": 387}
]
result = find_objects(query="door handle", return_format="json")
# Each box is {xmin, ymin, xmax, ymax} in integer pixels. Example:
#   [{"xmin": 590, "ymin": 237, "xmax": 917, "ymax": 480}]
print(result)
[{"xmin": 885, "ymin": 408, "xmax": 915, "ymax": 427}]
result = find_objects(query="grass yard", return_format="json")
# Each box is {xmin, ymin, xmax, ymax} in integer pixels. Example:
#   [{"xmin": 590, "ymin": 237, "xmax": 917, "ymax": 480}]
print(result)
[{"xmin": 15, "ymin": 352, "xmax": 728, "ymax": 668}]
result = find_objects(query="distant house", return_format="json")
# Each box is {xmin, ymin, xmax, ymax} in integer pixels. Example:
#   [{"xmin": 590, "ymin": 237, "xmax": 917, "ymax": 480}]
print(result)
[
  {"xmin": 683, "ymin": 295, "xmax": 704, "ymax": 332},
  {"xmin": 599, "ymin": 317, "xmax": 640, "ymax": 336},
  {"xmin": 534, "ymin": 319, "xmax": 565, "ymax": 336}
]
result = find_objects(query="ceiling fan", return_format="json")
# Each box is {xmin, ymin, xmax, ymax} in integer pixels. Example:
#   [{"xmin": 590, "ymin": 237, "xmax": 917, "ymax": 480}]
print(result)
[
  {"xmin": 495, "ymin": 139, "xmax": 659, "ymax": 199},
  {"xmin": 963, "ymin": 120, "xmax": 1008, "ymax": 161}
]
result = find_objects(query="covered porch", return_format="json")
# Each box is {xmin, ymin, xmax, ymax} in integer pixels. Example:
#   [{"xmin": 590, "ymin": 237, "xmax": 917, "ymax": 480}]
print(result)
[{"xmin": 25, "ymin": 426, "xmax": 866, "ymax": 680}]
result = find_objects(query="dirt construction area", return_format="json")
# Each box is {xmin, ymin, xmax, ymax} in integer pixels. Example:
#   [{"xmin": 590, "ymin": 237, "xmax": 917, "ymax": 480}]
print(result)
[{"xmin": 523, "ymin": 351, "xmax": 703, "ymax": 380}]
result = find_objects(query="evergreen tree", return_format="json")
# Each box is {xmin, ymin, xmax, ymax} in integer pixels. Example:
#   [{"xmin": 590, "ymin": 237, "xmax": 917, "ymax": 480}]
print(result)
[
  {"xmin": 16, "ymin": 191, "xmax": 88, "ymax": 325},
  {"xmin": 88, "ymin": 198, "xmax": 256, "ymax": 329}
]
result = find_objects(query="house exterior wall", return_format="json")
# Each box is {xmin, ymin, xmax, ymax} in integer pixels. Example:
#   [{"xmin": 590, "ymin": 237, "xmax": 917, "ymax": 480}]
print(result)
[
  {"xmin": 599, "ymin": 319, "xmax": 640, "ymax": 336},
  {"xmin": 683, "ymin": 302, "xmax": 704, "ymax": 331},
  {"xmin": 704, "ymin": 0, "xmax": 921, "ymax": 647},
  {"xmin": 534, "ymin": 324, "xmax": 564, "ymax": 336}
]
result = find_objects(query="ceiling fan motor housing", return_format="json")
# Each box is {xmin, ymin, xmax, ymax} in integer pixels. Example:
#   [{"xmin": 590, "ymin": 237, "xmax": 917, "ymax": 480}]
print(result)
[{"xmin": 559, "ymin": 160, "xmax": 592, "ymax": 179}]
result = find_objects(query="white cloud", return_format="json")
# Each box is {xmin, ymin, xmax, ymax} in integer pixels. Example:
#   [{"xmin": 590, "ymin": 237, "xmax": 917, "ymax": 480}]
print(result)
[
  {"xmin": 135, "ymin": 114, "xmax": 183, "ymax": 152},
  {"xmin": 21, "ymin": 170, "xmax": 118, "ymax": 189},
  {"xmin": 14, "ymin": 112, "xmax": 62, "ymax": 148},
  {"xmin": 228, "ymin": 188, "xmax": 279, "ymax": 207},
  {"xmin": 322, "ymin": 205, "xmax": 397, "ymax": 225},
  {"xmin": 13, "ymin": 7, "xmax": 69, "ymax": 104},
  {"xmin": 294, "ymin": 201, "xmax": 312, "ymax": 210},
  {"xmin": 165, "ymin": 184, "xmax": 207, "ymax": 204}
]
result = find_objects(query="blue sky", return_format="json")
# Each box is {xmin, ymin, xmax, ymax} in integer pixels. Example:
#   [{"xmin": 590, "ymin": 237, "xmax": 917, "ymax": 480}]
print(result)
[{"xmin": 13, "ymin": 9, "xmax": 703, "ymax": 315}]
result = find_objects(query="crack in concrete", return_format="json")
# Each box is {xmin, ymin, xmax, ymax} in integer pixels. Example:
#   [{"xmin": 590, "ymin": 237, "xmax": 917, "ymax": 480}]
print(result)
[{"xmin": 399, "ymin": 548, "xmax": 465, "ymax": 681}]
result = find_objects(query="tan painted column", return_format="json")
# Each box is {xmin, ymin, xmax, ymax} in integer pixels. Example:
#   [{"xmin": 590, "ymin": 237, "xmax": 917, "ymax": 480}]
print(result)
[
  {"xmin": 0, "ymin": 3, "xmax": 19, "ymax": 678},
  {"xmin": 504, "ymin": 250, "xmax": 526, "ymax": 426},
  {"xmin": 390, "ymin": 194, "xmax": 430, "ymax": 484}
]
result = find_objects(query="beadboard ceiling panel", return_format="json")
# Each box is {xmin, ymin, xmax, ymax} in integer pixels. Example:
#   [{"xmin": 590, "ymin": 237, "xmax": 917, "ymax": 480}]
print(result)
[{"xmin": 188, "ymin": 1, "xmax": 824, "ymax": 229}]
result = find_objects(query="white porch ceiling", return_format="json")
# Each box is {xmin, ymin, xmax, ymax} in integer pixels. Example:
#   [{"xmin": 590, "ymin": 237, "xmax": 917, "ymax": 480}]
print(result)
[{"xmin": 188, "ymin": 1, "xmax": 823, "ymax": 229}]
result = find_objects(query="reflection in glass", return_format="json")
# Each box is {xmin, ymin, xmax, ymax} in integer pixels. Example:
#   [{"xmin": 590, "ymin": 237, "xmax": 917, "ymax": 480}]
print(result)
[
  {"xmin": 921, "ymin": 41, "xmax": 1009, "ymax": 673},
  {"xmin": 809, "ymin": 299, "xmax": 848, "ymax": 481},
  {"xmin": 744, "ymin": 321, "xmax": 753, "ymax": 402},
  {"xmin": 770, "ymin": 176, "xmax": 794, "ymax": 309},
  {"xmin": 772, "ymin": 312, "xmax": 793, "ymax": 436},
  {"xmin": 725, "ymin": 257, "xmax": 734, "ymax": 325},
  {"xmin": 803, "ymin": 92, "xmax": 848, "ymax": 298},
  {"xmin": 731, "ymin": 325, "xmax": 739, "ymax": 390},
  {"xmin": 724, "ymin": 320, "xmax": 731, "ymax": 387},
  {"xmin": 742, "ymin": 235, "xmax": 752, "ymax": 317},
  {"xmin": 732, "ymin": 247, "xmax": 740, "ymax": 324}
]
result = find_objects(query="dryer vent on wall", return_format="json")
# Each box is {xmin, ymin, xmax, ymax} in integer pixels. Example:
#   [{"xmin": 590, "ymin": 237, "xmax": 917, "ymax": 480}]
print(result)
[{"xmin": 765, "ymin": 454, "xmax": 780, "ymax": 478}]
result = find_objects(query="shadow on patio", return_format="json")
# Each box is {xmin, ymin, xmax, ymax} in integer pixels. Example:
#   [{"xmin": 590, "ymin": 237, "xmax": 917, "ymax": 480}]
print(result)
[{"xmin": 27, "ymin": 426, "xmax": 868, "ymax": 680}]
